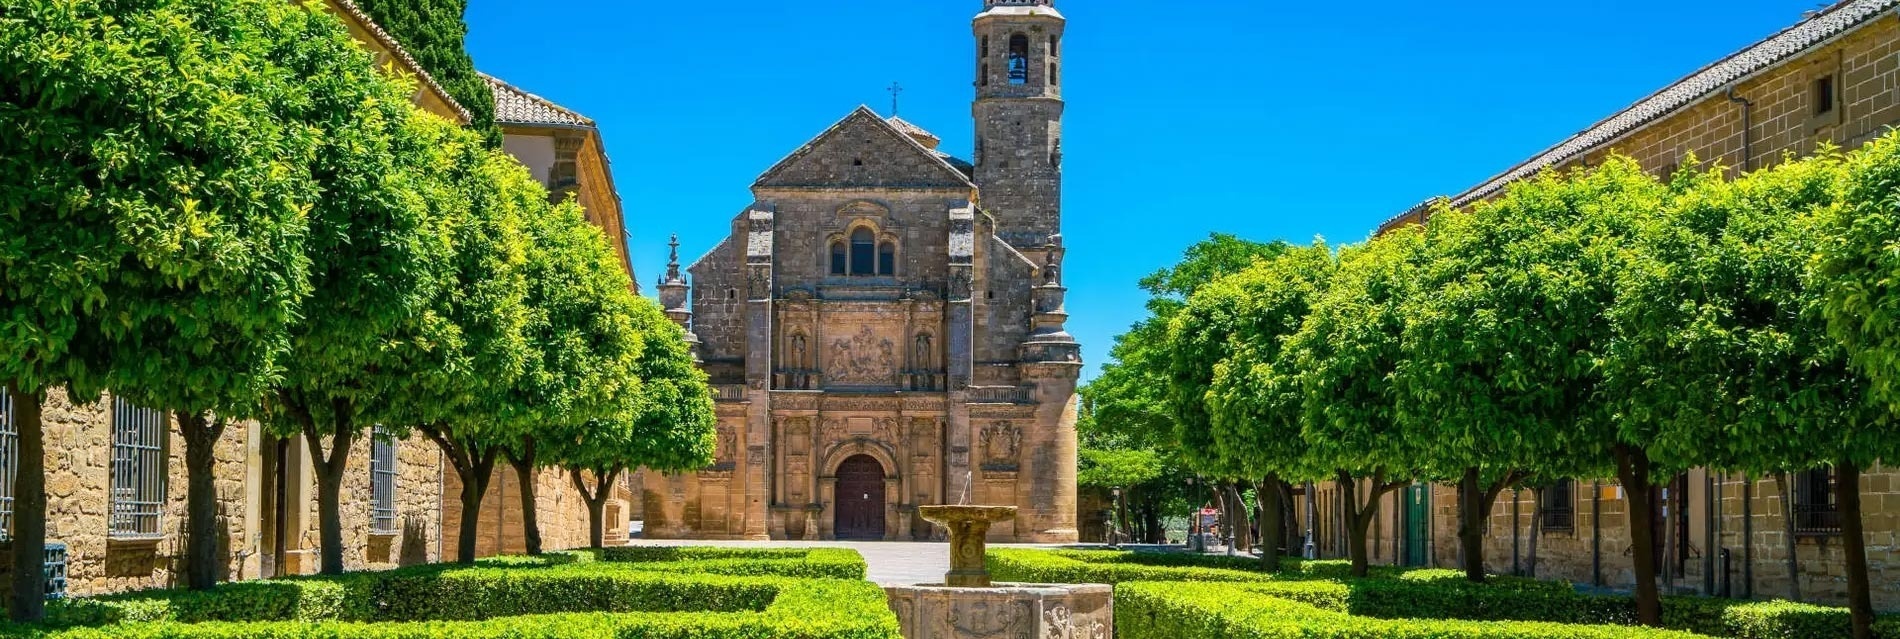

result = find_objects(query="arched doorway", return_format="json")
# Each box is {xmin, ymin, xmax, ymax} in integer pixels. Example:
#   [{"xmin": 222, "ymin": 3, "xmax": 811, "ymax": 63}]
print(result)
[{"xmin": 834, "ymin": 455, "xmax": 887, "ymax": 540}]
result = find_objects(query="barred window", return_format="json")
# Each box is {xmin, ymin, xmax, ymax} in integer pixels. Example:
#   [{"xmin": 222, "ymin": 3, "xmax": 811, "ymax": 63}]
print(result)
[
  {"xmin": 0, "ymin": 389, "xmax": 16, "ymax": 540},
  {"xmin": 109, "ymin": 397, "xmax": 167, "ymax": 538},
  {"xmin": 1792, "ymin": 468, "xmax": 1840, "ymax": 536},
  {"xmin": 1539, "ymin": 479, "xmax": 1575, "ymax": 533},
  {"xmin": 370, "ymin": 427, "xmax": 398, "ymax": 534}
]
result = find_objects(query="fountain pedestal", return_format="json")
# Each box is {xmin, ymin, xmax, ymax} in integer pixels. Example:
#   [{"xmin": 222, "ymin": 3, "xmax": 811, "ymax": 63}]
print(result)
[{"xmin": 883, "ymin": 505, "xmax": 1113, "ymax": 639}]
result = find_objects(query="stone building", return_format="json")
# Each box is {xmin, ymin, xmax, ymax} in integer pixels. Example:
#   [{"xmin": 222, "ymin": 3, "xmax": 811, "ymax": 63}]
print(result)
[
  {"xmin": 1342, "ymin": 0, "xmax": 1900, "ymax": 611},
  {"xmin": 642, "ymin": 0, "xmax": 1082, "ymax": 542}
]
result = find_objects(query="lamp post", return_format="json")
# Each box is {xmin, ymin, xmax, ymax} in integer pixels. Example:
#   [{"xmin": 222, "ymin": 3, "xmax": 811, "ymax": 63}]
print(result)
[{"xmin": 1109, "ymin": 487, "xmax": 1123, "ymax": 550}]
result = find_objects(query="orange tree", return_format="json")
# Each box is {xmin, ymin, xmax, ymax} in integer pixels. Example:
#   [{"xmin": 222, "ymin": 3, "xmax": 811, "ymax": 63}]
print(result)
[
  {"xmin": 0, "ymin": 0, "xmax": 402, "ymax": 609},
  {"xmin": 1813, "ymin": 133, "xmax": 1900, "ymax": 639},
  {"xmin": 1422, "ymin": 158, "xmax": 1666, "ymax": 622},
  {"xmin": 548, "ymin": 303, "xmax": 717, "ymax": 549},
  {"xmin": 494, "ymin": 197, "xmax": 645, "ymax": 555},
  {"xmin": 1193, "ymin": 243, "xmax": 1337, "ymax": 569},
  {"xmin": 1281, "ymin": 231, "xmax": 1426, "ymax": 578}
]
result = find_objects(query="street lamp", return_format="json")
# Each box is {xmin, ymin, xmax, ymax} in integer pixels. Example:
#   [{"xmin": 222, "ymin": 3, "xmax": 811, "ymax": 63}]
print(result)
[{"xmin": 1109, "ymin": 487, "xmax": 1123, "ymax": 549}]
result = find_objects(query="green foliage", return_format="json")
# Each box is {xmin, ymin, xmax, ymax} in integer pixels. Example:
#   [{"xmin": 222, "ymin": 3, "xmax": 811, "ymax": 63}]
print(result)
[
  {"xmin": 985, "ymin": 548, "xmax": 1399, "ymax": 584},
  {"xmin": 1181, "ymin": 243, "xmax": 1336, "ymax": 481},
  {"xmin": 1608, "ymin": 150, "xmax": 1885, "ymax": 475},
  {"xmin": 0, "ymin": 0, "xmax": 332, "ymax": 403},
  {"xmin": 618, "ymin": 302, "xmax": 718, "ymax": 474},
  {"xmin": 1819, "ymin": 133, "xmax": 1900, "ymax": 459},
  {"xmin": 351, "ymin": 0, "xmax": 501, "ymax": 146},
  {"xmin": 1116, "ymin": 581, "xmax": 1714, "ymax": 639},
  {"xmin": 8, "ymin": 549, "xmax": 896, "ymax": 639}
]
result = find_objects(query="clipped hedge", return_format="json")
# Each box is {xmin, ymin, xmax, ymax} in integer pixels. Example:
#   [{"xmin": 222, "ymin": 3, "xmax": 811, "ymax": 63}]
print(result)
[
  {"xmin": 595, "ymin": 547, "xmax": 866, "ymax": 580},
  {"xmin": 1117, "ymin": 581, "xmax": 1715, "ymax": 639},
  {"xmin": 0, "ymin": 549, "xmax": 896, "ymax": 639}
]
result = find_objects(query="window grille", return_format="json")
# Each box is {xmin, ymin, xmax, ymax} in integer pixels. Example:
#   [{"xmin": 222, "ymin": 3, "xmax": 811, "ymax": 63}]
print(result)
[
  {"xmin": 0, "ymin": 389, "xmax": 15, "ymax": 540},
  {"xmin": 109, "ymin": 397, "xmax": 166, "ymax": 538},
  {"xmin": 370, "ymin": 427, "xmax": 398, "ymax": 534},
  {"xmin": 1792, "ymin": 468, "xmax": 1840, "ymax": 536},
  {"xmin": 1539, "ymin": 479, "xmax": 1575, "ymax": 533}
]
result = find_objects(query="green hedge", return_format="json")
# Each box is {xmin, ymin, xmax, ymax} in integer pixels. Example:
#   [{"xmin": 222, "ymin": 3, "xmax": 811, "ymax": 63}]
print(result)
[
  {"xmin": 595, "ymin": 547, "xmax": 866, "ymax": 580},
  {"xmin": 1003, "ymin": 549, "xmax": 1897, "ymax": 639},
  {"xmin": 1117, "ymin": 581, "xmax": 1715, "ymax": 639},
  {"xmin": 0, "ymin": 549, "xmax": 896, "ymax": 639}
]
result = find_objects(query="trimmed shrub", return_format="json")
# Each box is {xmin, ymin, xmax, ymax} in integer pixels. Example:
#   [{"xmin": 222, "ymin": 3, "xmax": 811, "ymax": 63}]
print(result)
[
  {"xmin": 1117, "ymin": 581, "xmax": 1716, "ymax": 639},
  {"xmin": 595, "ymin": 547, "xmax": 866, "ymax": 580},
  {"xmin": 3, "ymin": 549, "xmax": 897, "ymax": 639}
]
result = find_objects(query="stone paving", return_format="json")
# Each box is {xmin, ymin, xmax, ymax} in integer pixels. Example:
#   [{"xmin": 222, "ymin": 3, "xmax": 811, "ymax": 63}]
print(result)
[{"xmin": 622, "ymin": 537, "xmax": 1071, "ymax": 585}]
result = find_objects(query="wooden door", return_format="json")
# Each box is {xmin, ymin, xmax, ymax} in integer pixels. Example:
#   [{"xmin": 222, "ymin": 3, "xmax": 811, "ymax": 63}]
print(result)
[{"xmin": 834, "ymin": 455, "xmax": 886, "ymax": 540}]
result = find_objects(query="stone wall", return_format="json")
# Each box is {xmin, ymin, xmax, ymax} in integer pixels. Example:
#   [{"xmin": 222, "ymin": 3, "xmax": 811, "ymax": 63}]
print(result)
[
  {"xmin": 440, "ymin": 463, "xmax": 616, "ymax": 556},
  {"xmin": 0, "ymin": 388, "xmax": 442, "ymax": 600},
  {"xmin": 1289, "ymin": 468, "xmax": 1900, "ymax": 612}
]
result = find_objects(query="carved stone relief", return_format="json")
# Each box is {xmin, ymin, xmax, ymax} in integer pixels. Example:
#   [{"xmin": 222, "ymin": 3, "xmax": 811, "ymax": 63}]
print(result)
[
  {"xmin": 826, "ymin": 326, "xmax": 896, "ymax": 386},
  {"xmin": 980, "ymin": 422, "xmax": 1021, "ymax": 468}
]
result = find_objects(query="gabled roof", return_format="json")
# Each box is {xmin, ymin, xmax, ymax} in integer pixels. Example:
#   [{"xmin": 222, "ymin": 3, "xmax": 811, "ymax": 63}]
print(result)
[
  {"xmin": 1381, "ymin": 0, "xmax": 1900, "ymax": 232},
  {"xmin": 324, "ymin": 0, "xmax": 472, "ymax": 124},
  {"xmin": 482, "ymin": 73, "xmax": 596, "ymax": 128},
  {"xmin": 753, "ymin": 106, "xmax": 977, "ymax": 190}
]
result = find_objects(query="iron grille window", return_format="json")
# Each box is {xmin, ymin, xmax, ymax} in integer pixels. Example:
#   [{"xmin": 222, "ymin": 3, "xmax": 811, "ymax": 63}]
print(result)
[
  {"xmin": 370, "ymin": 427, "xmax": 398, "ymax": 534},
  {"xmin": 0, "ymin": 388, "xmax": 15, "ymax": 541},
  {"xmin": 1539, "ymin": 479, "xmax": 1575, "ymax": 533},
  {"xmin": 109, "ymin": 397, "xmax": 166, "ymax": 538},
  {"xmin": 1792, "ymin": 468, "xmax": 1840, "ymax": 536}
]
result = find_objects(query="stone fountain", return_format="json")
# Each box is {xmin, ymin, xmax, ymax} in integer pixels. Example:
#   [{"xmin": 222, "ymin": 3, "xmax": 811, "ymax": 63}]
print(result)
[{"xmin": 883, "ymin": 505, "xmax": 1112, "ymax": 639}]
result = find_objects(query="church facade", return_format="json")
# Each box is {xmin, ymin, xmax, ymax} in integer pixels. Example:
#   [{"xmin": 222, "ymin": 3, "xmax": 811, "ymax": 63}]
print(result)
[{"xmin": 642, "ymin": 0, "xmax": 1080, "ymax": 542}]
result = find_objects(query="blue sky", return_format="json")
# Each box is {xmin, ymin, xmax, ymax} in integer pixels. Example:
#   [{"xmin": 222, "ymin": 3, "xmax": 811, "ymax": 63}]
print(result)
[{"xmin": 466, "ymin": 0, "xmax": 1825, "ymax": 381}]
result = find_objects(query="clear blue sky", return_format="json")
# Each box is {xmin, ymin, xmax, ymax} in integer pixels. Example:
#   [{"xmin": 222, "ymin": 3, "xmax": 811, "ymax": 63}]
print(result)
[{"xmin": 465, "ymin": 0, "xmax": 1825, "ymax": 381}]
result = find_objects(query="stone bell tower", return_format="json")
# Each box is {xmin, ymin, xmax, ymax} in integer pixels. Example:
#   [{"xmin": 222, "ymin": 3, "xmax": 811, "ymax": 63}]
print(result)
[{"xmin": 973, "ymin": 0, "xmax": 1064, "ymax": 249}]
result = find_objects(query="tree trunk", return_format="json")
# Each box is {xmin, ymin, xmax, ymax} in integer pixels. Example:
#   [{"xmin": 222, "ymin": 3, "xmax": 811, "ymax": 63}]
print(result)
[
  {"xmin": 1338, "ymin": 470, "xmax": 1404, "ymax": 578},
  {"xmin": 291, "ymin": 395, "xmax": 356, "ymax": 576},
  {"xmin": 8, "ymin": 384, "xmax": 45, "ymax": 622},
  {"xmin": 454, "ymin": 445, "xmax": 498, "ymax": 563},
  {"xmin": 1258, "ymin": 474, "xmax": 1284, "ymax": 570},
  {"xmin": 177, "ymin": 411, "xmax": 228, "ymax": 590},
  {"xmin": 1457, "ymin": 468, "xmax": 1487, "ymax": 583},
  {"xmin": 1227, "ymin": 484, "xmax": 1251, "ymax": 553},
  {"xmin": 508, "ymin": 438, "xmax": 541, "ymax": 556},
  {"xmin": 1116, "ymin": 489, "xmax": 1133, "ymax": 542},
  {"xmin": 1837, "ymin": 460, "xmax": 1874, "ymax": 639},
  {"xmin": 571, "ymin": 466, "xmax": 621, "ymax": 549},
  {"xmin": 1528, "ymin": 486, "xmax": 1542, "ymax": 580},
  {"xmin": 1774, "ymin": 471, "xmax": 1801, "ymax": 602},
  {"xmin": 1615, "ymin": 445, "xmax": 1662, "ymax": 627}
]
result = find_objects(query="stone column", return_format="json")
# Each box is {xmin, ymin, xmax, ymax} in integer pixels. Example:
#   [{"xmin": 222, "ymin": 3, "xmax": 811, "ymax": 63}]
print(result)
[
  {"xmin": 742, "ymin": 206, "xmax": 776, "ymax": 540},
  {"xmin": 1018, "ymin": 241, "xmax": 1081, "ymax": 543},
  {"xmin": 945, "ymin": 202, "xmax": 977, "ymax": 505}
]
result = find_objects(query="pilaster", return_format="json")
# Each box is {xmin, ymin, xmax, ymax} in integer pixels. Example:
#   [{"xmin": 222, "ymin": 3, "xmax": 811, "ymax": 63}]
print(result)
[{"xmin": 743, "ymin": 206, "xmax": 776, "ymax": 540}]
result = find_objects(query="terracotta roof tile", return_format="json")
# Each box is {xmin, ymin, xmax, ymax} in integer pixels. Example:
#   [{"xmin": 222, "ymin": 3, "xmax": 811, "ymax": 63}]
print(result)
[{"xmin": 482, "ymin": 73, "xmax": 595, "ymax": 128}]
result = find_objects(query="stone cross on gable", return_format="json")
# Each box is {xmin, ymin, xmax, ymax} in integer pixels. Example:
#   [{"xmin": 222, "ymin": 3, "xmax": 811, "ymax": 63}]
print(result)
[{"xmin": 887, "ymin": 82, "xmax": 904, "ymax": 116}]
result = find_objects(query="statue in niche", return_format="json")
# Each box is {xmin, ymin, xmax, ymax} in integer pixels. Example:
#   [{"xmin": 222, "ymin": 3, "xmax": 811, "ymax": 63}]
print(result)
[
  {"xmin": 913, "ymin": 333, "xmax": 933, "ymax": 369},
  {"xmin": 719, "ymin": 427, "xmax": 737, "ymax": 460},
  {"xmin": 790, "ymin": 333, "xmax": 808, "ymax": 368},
  {"xmin": 980, "ymin": 423, "xmax": 1021, "ymax": 465},
  {"xmin": 786, "ymin": 418, "xmax": 811, "ymax": 456}
]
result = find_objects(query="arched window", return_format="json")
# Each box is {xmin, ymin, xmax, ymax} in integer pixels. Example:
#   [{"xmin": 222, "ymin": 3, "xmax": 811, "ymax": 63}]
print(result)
[
  {"xmin": 878, "ymin": 242, "xmax": 896, "ymax": 276},
  {"xmin": 1050, "ymin": 34, "xmax": 1061, "ymax": 57},
  {"xmin": 1007, "ymin": 34, "xmax": 1029, "ymax": 85},
  {"xmin": 830, "ymin": 241, "xmax": 847, "ymax": 275},
  {"xmin": 850, "ymin": 228, "xmax": 875, "ymax": 276}
]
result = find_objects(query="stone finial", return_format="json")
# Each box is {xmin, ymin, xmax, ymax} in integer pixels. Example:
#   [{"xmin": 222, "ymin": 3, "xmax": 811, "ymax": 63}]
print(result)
[
  {"xmin": 662, "ymin": 234, "xmax": 684, "ymax": 284},
  {"xmin": 984, "ymin": 0, "xmax": 1052, "ymax": 7}
]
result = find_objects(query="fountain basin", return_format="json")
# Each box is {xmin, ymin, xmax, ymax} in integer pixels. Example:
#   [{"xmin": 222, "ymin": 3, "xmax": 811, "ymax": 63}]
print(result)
[
  {"xmin": 918, "ymin": 505, "xmax": 1018, "ymax": 587},
  {"xmin": 884, "ymin": 582, "xmax": 1111, "ymax": 639}
]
